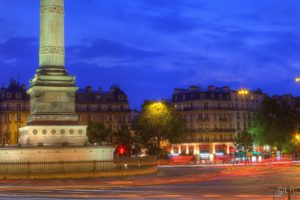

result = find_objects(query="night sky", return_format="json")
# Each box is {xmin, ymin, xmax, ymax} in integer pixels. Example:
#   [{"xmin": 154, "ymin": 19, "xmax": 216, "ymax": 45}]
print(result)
[{"xmin": 1, "ymin": 0, "xmax": 300, "ymax": 109}]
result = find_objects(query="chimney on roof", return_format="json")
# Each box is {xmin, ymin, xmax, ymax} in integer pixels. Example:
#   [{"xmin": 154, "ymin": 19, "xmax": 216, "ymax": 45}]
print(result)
[
  {"xmin": 85, "ymin": 86, "xmax": 93, "ymax": 92},
  {"xmin": 222, "ymin": 86, "xmax": 230, "ymax": 92},
  {"xmin": 208, "ymin": 85, "xmax": 215, "ymax": 91},
  {"xmin": 174, "ymin": 88, "xmax": 185, "ymax": 94},
  {"xmin": 189, "ymin": 85, "xmax": 199, "ymax": 91}
]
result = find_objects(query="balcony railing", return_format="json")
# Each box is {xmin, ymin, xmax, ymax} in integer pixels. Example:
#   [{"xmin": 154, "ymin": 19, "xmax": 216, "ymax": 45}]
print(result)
[
  {"xmin": 76, "ymin": 108, "xmax": 131, "ymax": 112},
  {"xmin": 189, "ymin": 128, "xmax": 236, "ymax": 133},
  {"xmin": 176, "ymin": 107, "xmax": 255, "ymax": 112},
  {"xmin": 0, "ymin": 107, "xmax": 29, "ymax": 111},
  {"xmin": 185, "ymin": 138, "xmax": 234, "ymax": 143}
]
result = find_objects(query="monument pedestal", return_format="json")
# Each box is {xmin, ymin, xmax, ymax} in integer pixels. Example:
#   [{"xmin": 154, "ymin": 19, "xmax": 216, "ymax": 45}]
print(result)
[
  {"xmin": 0, "ymin": 0, "xmax": 115, "ymax": 167},
  {"xmin": 0, "ymin": 146, "xmax": 114, "ymax": 162},
  {"xmin": 19, "ymin": 125, "xmax": 88, "ymax": 146}
]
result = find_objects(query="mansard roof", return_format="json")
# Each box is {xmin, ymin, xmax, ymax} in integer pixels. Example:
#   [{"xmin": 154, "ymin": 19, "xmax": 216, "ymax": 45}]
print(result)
[{"xmin": 76, "ymin": 84, "xmax": 128, "ymax": 103}]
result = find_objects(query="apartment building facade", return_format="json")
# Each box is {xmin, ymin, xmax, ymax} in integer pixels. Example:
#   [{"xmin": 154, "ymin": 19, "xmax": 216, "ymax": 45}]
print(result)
[
  {"xmin": 171, "ymin": 85, "xmax": 265, "ymax": 159},
  {"xmin": 0, "ymin": 81, "xmax": 131, "ymax": 145}
]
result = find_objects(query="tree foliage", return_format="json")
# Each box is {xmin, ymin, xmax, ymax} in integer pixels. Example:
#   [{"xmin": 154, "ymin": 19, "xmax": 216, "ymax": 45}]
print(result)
[
  {"xmin": 135, "ymin": 101, "xmax": 186, "ymax": 158},
  {"xmin": 114, "ymin": 125, "xmax": 142, "ymax": 156},
  {"xmin": 250, "ymin": 97, "xmax": 296, "ymax": 150},
  {"xmin": 235, "ymin": 130, "xmax": 253, "ymax": 154},
  {"xmin": 87, "ymin": 122, "xmax": 112, "ymax": 144}
]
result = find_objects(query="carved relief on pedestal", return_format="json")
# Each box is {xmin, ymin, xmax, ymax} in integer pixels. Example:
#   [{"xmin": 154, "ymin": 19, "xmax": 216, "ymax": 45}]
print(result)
[
  {"xmin": 40, "ymin": 6, "xmax": 64, "ymax": 14},
  {"xmin": 30, "ymin": 92, "xmax": 44, "ymax": 113},
  {"xmin": 67, "ymin": 92, "xmax": 76, "ymax": 101},
  {"xmin": 39, "ymin": 46, "xmax": 64, "ymax": 55}
]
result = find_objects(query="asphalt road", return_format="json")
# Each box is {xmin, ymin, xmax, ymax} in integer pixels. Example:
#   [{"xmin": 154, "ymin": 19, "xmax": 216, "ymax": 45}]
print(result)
[{"xmin": 0, "ymin": 164, "xmax": 299, "ymax": 199}]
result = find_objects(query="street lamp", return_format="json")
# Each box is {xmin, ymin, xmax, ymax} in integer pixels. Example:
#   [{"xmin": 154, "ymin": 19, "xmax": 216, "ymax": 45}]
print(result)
[
  {"xmin": 295, "ymin": 77, "xmax": 300, "ymax": 83},
  {"xmin": 295, "ymin": 134, "xmax": 300, "ymax": 142},
  {"xmin": 238, "ymin": 88, "xmax": 250, "ymax": 95},
  {"xmin": 237, "ymin": 88, "xmax": 251, "ymax": 163}
]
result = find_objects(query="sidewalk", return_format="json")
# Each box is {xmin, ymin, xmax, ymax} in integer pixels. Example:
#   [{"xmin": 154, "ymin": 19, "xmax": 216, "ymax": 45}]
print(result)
[{"xmin": 158, "ymin": 160, "xmax": 300, "ymax": 168}]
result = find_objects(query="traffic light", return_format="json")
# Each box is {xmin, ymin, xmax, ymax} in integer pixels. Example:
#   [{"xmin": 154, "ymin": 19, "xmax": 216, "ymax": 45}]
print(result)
[{"xmin": 117, "ymin": 145, "xmax": 126, "ymax": 155}]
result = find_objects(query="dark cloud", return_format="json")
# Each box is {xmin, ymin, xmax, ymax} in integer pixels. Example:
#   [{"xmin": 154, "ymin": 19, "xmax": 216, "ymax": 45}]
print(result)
[{"xmin": 67, "ymin": 39, "xmax": 161, "ymax": 59}]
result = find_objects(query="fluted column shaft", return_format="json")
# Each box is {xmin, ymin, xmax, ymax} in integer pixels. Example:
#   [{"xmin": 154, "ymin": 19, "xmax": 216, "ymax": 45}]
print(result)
[{"xmin": 39, "ymin": 0, "xmax": 65, "ymax": 67}]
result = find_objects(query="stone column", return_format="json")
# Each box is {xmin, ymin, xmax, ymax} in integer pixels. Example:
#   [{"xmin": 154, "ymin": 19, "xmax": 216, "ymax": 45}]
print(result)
[
  {"xmin": 226, "ymin": 143, "xmax": 230, "ymax": 154},
  {"xmin": 210, "ymin": 143, "xmax": 215, "ymax": 154},
  {"xmin": 178, "ymin": 145, "xmax": 181, "ymax": 154},
  {"xmin": 193, "ymin": 144, "xmax": 197, "ymax": 155},
  {"xmin": 39, "ymin": 0, "xmax": 65, "ymax": 67},
  {"xmin": 186, "ymin": 145, "xmax": 189, "ymax": 154}
]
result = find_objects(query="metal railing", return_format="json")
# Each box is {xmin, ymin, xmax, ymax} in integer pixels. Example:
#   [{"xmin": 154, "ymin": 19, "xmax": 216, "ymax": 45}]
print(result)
[
  {"xmin": 0, "ymin": 156, "xmax": 157, "ymax": 174},
  {"xmin": 76, "ymin": 108, "xmax": 131, "ymax": 112},
  {"xmin": 0, "ymin": 107, "xmax": 29, "ymax": 111}
]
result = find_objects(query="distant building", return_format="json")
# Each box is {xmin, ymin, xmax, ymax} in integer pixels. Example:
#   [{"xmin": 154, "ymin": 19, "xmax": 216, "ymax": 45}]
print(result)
[
  {"xmin": 272, "ymin": 94, "xmax": 296, "ymax": 108},
  {"xmin": 0, "ymin": 80, "xmax": 29, "ymax": 145},
  {"xmin": 76, "ymin": 85, "xmax": 131, "ymax": 133},
  {"xmin": 170, "ymin": 85, "xmax": 266, "ymax": 159},
  {"xmin": 0, "ymin": 81, "xmax": 131, "ymax": 145}
]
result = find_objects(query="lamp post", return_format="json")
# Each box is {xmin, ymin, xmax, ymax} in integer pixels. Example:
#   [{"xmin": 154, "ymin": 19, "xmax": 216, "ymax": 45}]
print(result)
[
  {"xmin": 237, "ymin": 88, "xmax": 250, "ymax": 164},
  {"xmin": 238, "ymin": 88, "xmax": 250, "ymax": 96},
  {"xmin": 147, "ymin": 101, "xmax": 170, "ymax": 159}
]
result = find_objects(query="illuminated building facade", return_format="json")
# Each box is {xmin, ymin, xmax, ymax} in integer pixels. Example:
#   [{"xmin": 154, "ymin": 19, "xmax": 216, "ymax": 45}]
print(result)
[
  {"xmin": 76, "ymin": 85, "xmax": 131, "ymax": 132},
  {"xmin": 171, "ymin": 85, "xmax": 265, "ymax": 159},
  {"xmin": 0, "ymin": 80, "xmax": 29, "ymax": 145},
  {"xmin": 0, "ymin": 82, "xmax": 130, "ymax": 145}
]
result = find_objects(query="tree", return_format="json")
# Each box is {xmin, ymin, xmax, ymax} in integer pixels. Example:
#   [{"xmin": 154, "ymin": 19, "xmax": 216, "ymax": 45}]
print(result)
[
  {"xmin": 86, "ymin": 122, "xmax": 112, "ymax": 145},
  {"xmin": 135, "ymin": 101, "xmax": 186, "ymax": 159},
  {"xmin": 114, "ymin": 125, "xmax": 142, "ymax": 156},
  {"xmin": 235, "ymin": 130, "xmax": 253, "ymax": 160},
  {"xmin": 114, "ymin": 125, "xmax": 132, "ymax": 147},
  {"xmin": 250, "ymin": 97, "xmax": 296, "ymax": 152}
]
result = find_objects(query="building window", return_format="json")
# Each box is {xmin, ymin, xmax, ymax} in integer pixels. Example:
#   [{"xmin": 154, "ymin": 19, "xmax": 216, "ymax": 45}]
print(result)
[
  {"xmin": 198, "ymin": 114, "xmax": 202, "ymax": 120},
  {"xmin": 5, "ymin": 114, "xmax": 10, "ymax": 121},
  {"xmin": 119, "ymin": 95, "xmax": 124, "ymax": 101},
  {"xmin": 15, "ymin": 93, "xmax": 21, "ymax": 99},
  {"xmin": 204, "ymin": 102, "xmax": 208, "ymax": 109},
  {"xmin": 205, "ymin": 136, "xmax": 209, "ymax": 142},
  {"xmin": 205, "ymin": 113, "xmax": 208, "ymax": 119},
  {"xmin": 174, "ymin": 96, "xmax": 178, "ymax": 101},
  {"xmin": 200, "ymin": 93, "xmax": 205, "ymax": 99},
  {"xmin": 6, "ymin": 93, "xmax": 12, "ymax": 99}
]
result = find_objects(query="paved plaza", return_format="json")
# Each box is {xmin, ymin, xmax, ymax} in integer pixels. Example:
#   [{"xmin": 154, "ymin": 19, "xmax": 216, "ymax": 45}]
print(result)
[{"xmin": 0, "ymin": 164, "xmax": 299, "ymax": 199}]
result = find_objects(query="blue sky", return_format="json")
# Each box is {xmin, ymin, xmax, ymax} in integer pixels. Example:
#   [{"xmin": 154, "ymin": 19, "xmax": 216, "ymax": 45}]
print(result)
[{"xmin": 1, "ymin": 0, "xmax": 300, "ymax": 108}]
